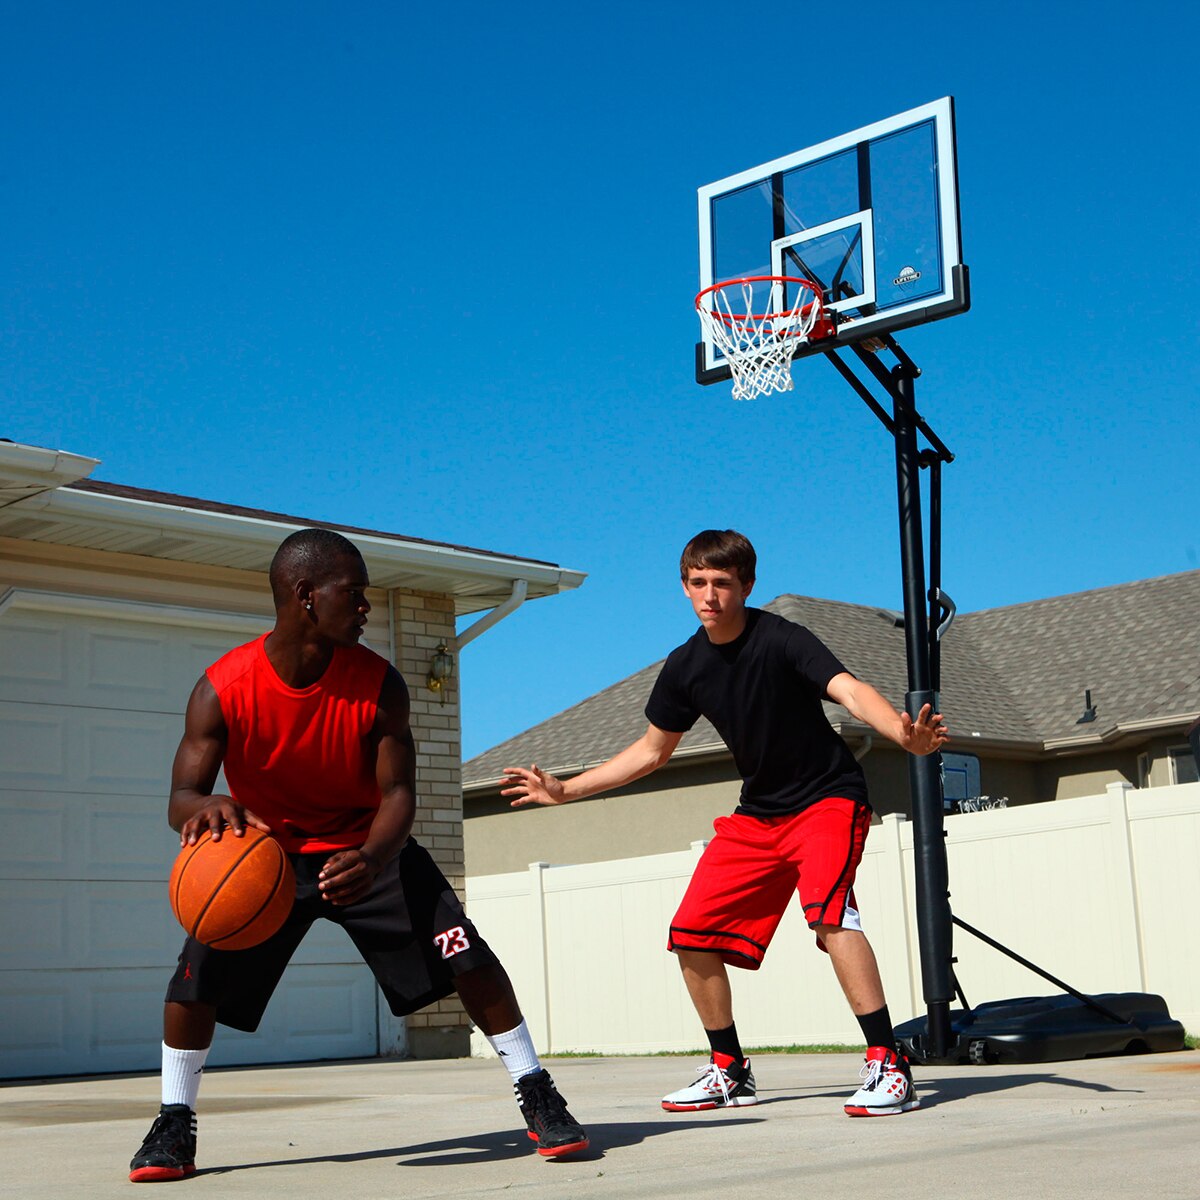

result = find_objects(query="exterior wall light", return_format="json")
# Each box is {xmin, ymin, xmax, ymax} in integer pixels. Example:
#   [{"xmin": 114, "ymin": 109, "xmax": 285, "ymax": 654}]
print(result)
[{"xmin": 427, "ymin": 641, "xmax": 454, "ymax": 704}]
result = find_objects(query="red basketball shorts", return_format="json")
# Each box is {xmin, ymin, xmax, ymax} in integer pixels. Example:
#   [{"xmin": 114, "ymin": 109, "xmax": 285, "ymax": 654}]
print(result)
[{"xmin": 667, "ymin": 796, "xmax": 871, "ymax": 969}]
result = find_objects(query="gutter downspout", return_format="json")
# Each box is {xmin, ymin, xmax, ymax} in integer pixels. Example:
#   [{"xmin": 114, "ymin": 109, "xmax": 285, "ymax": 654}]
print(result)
[
  {"xmin": 455, "ymin": 579, "xmax": 529, "ymax": 651},
  {"xmin": 387, "ymin": 590, "xmax": 397, "ymax": 667},
  {"xmin": 853, "ymin": 734, "xmax": 874, "ymax": 763}
]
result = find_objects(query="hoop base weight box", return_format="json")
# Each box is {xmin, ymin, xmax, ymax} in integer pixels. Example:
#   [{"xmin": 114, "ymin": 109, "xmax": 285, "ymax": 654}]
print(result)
[{"xmin": 894, "ymin": 992, "xmax": 1186, "ymax": 1067}]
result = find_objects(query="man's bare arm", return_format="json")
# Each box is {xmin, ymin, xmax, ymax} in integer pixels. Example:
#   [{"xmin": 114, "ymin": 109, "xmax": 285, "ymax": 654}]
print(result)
[
  {"xmin": 318, "ymin": 666, "xmax": 416, "ymax": 906},
  {"xmin": 825, "ymin": 672, "xmax": 949, "ymax": 756},
  {"xmin": 169, "ymin": 676, "xmax": 271, "ymax": 845},
  {"xmin": 502, "ymin": 723, "xmax": 684, "ymax": 807}
]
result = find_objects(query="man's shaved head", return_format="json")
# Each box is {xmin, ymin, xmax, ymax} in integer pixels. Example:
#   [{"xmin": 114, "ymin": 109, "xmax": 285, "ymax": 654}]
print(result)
[{"xmin": 269, "ymin": 528, "xmax": 364, "ymax": 608}]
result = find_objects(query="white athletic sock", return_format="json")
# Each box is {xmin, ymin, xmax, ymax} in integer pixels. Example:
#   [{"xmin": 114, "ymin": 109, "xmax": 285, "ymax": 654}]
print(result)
[
  {"xmin": 485, "ymin": 1020, "xmax": 541, "ymax": 1083},
  {"xmin": 161, "ymin": 1042, "xmax": 209, "ymax": 1110}
]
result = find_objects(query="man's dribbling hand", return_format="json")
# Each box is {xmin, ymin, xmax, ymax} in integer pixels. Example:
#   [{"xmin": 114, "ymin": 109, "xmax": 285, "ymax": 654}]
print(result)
[
  {"xmin": 899, "ymin": 703, "xmax": 950, "ymax": 755},
  {"xmin": 318, "ymin": 848, "xmax": 381, "ymax": 906},
  {"xmin": 501, "ymin": 764, "xmax": 567, "ymax": 808},
  {"xmin": 179, "ymin": 798, "xmax": 271, "ymax": 846}
]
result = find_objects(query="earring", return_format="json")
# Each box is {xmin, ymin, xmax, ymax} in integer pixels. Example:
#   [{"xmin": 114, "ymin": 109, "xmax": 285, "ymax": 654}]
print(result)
[{"xmin": 305, "ymin": 602, "xmax": 313, "ymax": 611}]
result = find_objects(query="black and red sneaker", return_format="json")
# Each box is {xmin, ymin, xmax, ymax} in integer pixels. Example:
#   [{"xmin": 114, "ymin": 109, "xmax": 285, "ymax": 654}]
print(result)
[
  {"xmin": 128, "ymin": 1104, "xmax": 197, "ymax": 1182},
  {"xmin": 515, "ymin": 1069, "xmax": 589, "ymax": 1158}
]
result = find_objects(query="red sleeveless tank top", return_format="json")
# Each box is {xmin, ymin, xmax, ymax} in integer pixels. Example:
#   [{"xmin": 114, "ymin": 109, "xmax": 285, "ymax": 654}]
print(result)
[{"xmin": 207, "ymin": 634, "xmax": 389, "ymax": 853}]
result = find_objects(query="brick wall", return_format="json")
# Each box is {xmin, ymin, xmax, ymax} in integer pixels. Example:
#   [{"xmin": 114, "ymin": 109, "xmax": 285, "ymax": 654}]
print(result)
[{"xmin": 392, "ymin": 588, "xmax": 472, "ymax": 1053}]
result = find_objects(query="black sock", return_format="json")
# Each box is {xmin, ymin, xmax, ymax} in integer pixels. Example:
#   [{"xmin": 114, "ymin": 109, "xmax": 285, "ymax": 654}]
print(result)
[
  {"xmin": 856, "ymin": 1005, "xmax": 897, "ymax": 1053},
  {"xmin": 705, "ymin": 1023, "xmax": 743, "ymax": 1063}
]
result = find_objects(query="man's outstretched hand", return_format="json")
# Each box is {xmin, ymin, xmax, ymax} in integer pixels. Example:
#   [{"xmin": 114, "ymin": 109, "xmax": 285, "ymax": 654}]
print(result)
[
  {"xmin": 899, "ymin": 703, "xmax": 949, "ymax": 755},
  {"xmin": 501, "ymin": 764, "xmax": 567, "ymax": 808}
]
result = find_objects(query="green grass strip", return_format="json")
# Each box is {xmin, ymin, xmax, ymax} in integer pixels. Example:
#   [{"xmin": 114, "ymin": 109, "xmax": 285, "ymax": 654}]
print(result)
[
  {"xmin": 548, "ymin": 1035, "xmax": 1198, "ymax": 1058},
  {"xmin": 544, "ymin": 1043, "xmax": 863, "ymax": 1058}
]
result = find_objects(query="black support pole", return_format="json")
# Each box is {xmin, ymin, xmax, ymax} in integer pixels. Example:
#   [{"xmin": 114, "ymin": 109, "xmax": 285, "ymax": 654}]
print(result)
[
  {"xmin": 827, "ymin": 341, "xmax": 1182, "ymax": 1065},
  {"xmin": 927, "ymin": 456, "xmax": 943, "ymax": 691},
  {"xmin": 891, "ymin": 364, "xmax": 955, "ymax": 1059}
]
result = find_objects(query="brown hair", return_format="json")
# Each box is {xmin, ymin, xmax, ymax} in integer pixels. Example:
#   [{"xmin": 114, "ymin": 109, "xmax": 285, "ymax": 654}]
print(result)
[{"xmin": 679, "ymin": 529, "xmax": 756, "ymax": 584}]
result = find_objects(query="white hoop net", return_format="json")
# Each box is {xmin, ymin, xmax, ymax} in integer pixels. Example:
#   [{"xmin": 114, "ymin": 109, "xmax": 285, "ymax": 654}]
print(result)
[{"xmin": 696, "ymin": 277, "xmax": 824, "ymax": 401}]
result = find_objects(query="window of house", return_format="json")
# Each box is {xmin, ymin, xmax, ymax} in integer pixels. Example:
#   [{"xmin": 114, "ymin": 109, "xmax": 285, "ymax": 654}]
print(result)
[
  {"xmin": 941, "ymin": 752, "xmax": 982, "ymax": 812},
  {"xmin": 1168, "ymin": 746, "xmax": 1199, "ymax": 785}
]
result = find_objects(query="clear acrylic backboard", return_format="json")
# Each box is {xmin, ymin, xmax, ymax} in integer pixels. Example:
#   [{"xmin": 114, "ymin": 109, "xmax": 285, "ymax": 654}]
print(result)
[{"xmin": 696, "ymin": 97, "xmax": 968, "ymax": 385}]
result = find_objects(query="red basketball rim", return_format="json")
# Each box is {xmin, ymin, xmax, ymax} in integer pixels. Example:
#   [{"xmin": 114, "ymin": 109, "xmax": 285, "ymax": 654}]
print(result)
[{"xmin": 695, "ymin": 275, "xmax": 825, "ymax": 324}]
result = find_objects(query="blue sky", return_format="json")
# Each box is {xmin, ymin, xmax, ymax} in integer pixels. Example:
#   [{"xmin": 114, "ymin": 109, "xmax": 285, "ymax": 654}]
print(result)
[{"xmin": 3, "ymin": 2, "xmax": 1198, "ymax": 759}]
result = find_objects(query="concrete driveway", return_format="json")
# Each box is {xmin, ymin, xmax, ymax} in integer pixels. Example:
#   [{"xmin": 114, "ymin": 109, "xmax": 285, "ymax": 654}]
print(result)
[{"xmin": 3, "ymin": 1050, "xmax": 1198, "ymax": 1199}]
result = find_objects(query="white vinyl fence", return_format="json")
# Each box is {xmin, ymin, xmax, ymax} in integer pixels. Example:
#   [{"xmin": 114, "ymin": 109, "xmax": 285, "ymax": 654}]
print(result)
[{"xmin": 466, "ymin": 782, "xmax": 1200, "ymax": 1055}]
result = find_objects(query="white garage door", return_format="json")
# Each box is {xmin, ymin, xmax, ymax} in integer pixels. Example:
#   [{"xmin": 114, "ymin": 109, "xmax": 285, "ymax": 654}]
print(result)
[{"xmin": 0, "ymin": 591, "xmax": 389, "ymax": 1079}]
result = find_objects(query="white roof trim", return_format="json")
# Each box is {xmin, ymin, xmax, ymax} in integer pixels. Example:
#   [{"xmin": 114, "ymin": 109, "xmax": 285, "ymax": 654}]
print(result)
[
  {"xmin": 1043, "ymin": 713, "xmax": 1198, "ymax": 752},
  {"xmin": 0, "ymin": 440, "xmax": 586, "ymax": 613},
  {"xmin": 0, "ymin": 442, "xmax": 99, "ymax": 509},
  {"xmin": 20, "ymin": 484, "xmax": 583, "ymax": 589}
]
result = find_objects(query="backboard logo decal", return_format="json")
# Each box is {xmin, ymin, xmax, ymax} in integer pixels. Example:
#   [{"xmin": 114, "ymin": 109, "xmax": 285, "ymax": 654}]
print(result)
[{"xmin": 893, "ymin": 266, "xmax": 922, "ymax": 287}]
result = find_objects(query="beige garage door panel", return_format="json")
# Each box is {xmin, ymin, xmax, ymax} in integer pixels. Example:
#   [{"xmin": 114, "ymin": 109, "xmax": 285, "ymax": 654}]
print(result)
[
  {"xmin": 0, "ymin": 963, "xmax": 380, "ymax": 1078},
  {"xmin": 0, "ymin": 701, "xmax": 181, "ymax": 794},
  {"xmin": 0, "ymin": 880, "xmax": 383, "ymax": 971},
  {"xmin": 0, "ymin": 609, "xmax": 265, "ymax": 711},
  {"xmin": 0, "ymin": 789, "xmax": 182, "ymax": 881}
]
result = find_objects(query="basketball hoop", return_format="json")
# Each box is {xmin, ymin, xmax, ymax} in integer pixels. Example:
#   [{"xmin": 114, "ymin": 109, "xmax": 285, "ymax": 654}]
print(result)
[{"xmin": 695, "ymin": 276, "xmax": 834, "ymax": 400}]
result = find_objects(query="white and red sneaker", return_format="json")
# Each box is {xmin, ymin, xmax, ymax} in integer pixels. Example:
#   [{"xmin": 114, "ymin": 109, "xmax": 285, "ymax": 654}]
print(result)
[
  {"xmin": 661, "ymin": 1056, "xmax": 757, "ymax": 1112},
  {"xmin": 844, "ymin": 1046, "xmax": 920, "ymax": 1116}
]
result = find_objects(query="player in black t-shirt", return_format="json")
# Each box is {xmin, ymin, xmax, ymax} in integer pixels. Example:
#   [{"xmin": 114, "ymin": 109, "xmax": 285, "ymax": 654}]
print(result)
[{"xmin": 503, "ymin": 530, "xmax": 948, "ymax": 1118}]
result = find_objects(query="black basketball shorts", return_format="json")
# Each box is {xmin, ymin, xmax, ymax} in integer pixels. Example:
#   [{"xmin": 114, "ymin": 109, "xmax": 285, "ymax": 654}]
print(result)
[{"xmin": 165, "ymin": 839, "xmax": 498, "ymax": 1032}]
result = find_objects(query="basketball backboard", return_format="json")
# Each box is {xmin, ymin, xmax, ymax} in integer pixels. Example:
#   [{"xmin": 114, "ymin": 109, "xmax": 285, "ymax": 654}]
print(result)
[{"xmin": 696, "ymin": 97, "xmax": 968, "ymax": 384}]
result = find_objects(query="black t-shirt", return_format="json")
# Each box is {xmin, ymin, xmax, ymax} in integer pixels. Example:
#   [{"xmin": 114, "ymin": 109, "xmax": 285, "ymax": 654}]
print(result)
[{"xmin": 645, "ymin": 608, "xmax": 868, "ymax": 817}]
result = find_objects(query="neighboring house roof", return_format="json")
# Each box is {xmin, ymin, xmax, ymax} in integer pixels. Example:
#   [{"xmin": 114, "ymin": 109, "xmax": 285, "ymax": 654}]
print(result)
[
  {"xmin": 0, "ymin": 439, "xmax": 585, "ymax": 615},
  {"xmin": 464, "ymin": 571, "xmax": 1200, "ymax": 788},
  {"xmin": 957, "ymin": 572, "xmax": 1200, "ymax": 749}
]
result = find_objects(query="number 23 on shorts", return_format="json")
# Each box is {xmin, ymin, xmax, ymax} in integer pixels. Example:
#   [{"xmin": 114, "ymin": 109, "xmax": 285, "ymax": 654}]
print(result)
[{"xmin": 433, "ymin": 926, "xmax": 471, "ymax": 959}]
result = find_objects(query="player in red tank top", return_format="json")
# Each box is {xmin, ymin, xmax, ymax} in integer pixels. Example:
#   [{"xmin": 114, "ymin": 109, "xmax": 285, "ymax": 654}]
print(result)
[
  {"xmin": 128, "ymin": 530, "xmax": 588, "ymax": 1183},
  {"xmin": 207, "ymin": 632, "xmax": 387, "ymax": 854}
]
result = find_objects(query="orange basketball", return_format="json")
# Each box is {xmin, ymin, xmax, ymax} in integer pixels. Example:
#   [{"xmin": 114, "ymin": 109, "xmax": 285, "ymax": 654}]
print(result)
[{"xmin": 168, "ymin": 827, "xmax": 295, "ymax": 950}]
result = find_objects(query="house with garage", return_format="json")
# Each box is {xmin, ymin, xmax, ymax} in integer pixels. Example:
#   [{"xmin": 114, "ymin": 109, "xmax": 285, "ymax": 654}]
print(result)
[{"xmin": 0, "ymin": 438, "xmax": 584, "ymax": 1079}]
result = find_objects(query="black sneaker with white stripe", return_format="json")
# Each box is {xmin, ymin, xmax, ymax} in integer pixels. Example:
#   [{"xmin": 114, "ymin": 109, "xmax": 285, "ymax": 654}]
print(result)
[
  {"xmin": 128, "ymin": 1104, "xmax": 197, "ymax": 1182},
  {"xmin": 515, "ymin": 1069, "xmax": 589, "ymax": 1157}
]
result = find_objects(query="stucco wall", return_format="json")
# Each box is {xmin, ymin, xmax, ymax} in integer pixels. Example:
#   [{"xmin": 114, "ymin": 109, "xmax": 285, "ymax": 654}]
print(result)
[
  {"xmin": 464, "ymin": 756, "xmax": 742, "ymax": 876},
  {"xmin": 1038, "ymin": 750, "xmax": 1137, "ymax": 801}
]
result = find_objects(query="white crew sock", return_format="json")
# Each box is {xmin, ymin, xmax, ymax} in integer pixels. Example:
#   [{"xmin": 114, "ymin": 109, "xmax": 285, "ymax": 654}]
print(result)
[
  {"xmin": 484, "ymin": 1019, "xmax": 542, "ymax": 1083},
  {"xmin": 161, "ymin": 1043, "xmax": 210, "ymax": 1110}
]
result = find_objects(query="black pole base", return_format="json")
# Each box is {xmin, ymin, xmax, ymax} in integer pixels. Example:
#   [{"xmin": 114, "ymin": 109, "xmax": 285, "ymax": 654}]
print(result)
[{"xmin": 894, "ymin": 992, "xmax": 1186, "ymax": 1066}]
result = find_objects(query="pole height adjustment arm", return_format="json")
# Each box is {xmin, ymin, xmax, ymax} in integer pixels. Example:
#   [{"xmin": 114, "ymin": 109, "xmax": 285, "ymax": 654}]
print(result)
[{"xmin": 929, "ymin": 586, "xmax": 956, "ymax": 641}]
